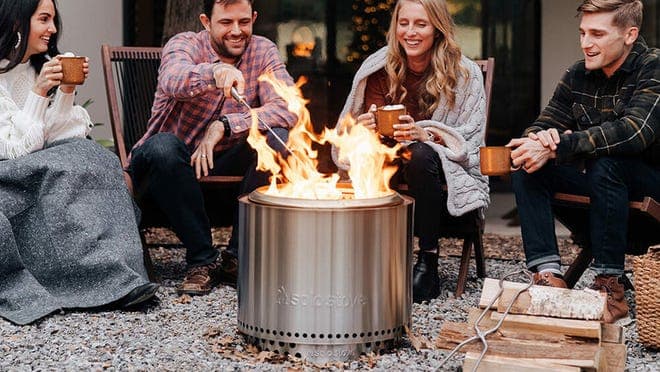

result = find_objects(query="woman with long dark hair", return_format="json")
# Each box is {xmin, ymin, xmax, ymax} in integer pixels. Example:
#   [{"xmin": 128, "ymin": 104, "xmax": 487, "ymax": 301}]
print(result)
[
  {"xmin": 336, "ymin": 0, "xmax": 489, "ymax": 303},
  {"xmin": 0, "ymin": 0, "xmax": 158, "ymax": 325}
]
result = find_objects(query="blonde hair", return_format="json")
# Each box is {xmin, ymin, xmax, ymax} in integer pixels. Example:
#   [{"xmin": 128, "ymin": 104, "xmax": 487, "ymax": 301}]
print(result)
[
  {"xmin": 384, "ymin": 0, "xmax": 467, "ymax": 115},
  {"xmin": 577, "ymin": 0, "xmax": 643, "ymax": 29}
]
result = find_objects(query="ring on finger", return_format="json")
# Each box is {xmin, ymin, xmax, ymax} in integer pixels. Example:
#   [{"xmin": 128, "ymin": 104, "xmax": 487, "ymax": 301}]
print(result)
[{"xmin": 200, "ymin": 154, "xmax": 207, "ymax": 159}]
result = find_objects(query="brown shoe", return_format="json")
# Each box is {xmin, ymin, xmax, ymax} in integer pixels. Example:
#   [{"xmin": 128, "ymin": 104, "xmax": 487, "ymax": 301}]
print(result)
[
  {"xmin": 589, "ymin": 275, "xmax": 629, "ymax": 323},
  {"xmin": 218, "ymin": 250, "xmax": 238, "ymax": 288},
  {"xmin": 177, "ymin": 261, "xmax": 222, "ymax": 296},
  {"xmin": 533, "ymin": 272, "xmax": 568, "ymax": 288}
]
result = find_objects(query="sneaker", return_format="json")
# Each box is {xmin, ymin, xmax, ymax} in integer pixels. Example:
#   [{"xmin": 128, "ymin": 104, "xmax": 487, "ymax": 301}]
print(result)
[
  {"xmin": 120, "ymin": 283, "xmax": 160, "ymax": 308},
  {"xmin": 533, "ymin": 272, "xmax": 567, "ymax": 288},
  {"xmin": 177, "ymin": 261, "xmax": 222, "ymax": 296},
  {"xmin": 589, "ymin": 275, "xmax": 629, "ymax": 323},
  {"xmin": 218, "ymin": 250, "xmax": 238, "ymax": 288}
]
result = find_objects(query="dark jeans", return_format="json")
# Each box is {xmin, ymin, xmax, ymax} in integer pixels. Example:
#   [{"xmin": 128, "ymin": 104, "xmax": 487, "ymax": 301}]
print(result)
[
  {"xmin": 128, "ymin": 129, "xmax": 289, "ymax": 267},
  {"xmin": 512, "ymin": 156, "xmax": 660, "ymax": 276},
  {"xmin": 395, "ymin": 142, "xmax": 449, "ymax": 252}
]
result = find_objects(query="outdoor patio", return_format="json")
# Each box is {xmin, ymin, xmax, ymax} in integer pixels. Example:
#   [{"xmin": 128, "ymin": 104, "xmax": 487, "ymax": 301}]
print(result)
[{"xmin": 1, "ymin": 194, "xmax": 657, "ymax": 371}]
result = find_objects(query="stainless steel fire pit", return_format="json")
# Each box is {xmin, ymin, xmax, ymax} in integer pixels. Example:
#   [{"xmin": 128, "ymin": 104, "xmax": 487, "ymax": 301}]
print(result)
[{"xmin": 237, "ymin": 185, "xmax": 413, "ymax": 363}]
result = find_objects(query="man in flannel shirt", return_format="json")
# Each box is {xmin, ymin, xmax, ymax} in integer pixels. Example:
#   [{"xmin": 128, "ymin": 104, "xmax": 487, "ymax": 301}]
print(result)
[
  {"xmin": 128, "ymin": 0, "xmax": 297, "ymax": 296},
  {"xmin": 507, "ymin": 0, "xmax": 658, "ymax": 323}
]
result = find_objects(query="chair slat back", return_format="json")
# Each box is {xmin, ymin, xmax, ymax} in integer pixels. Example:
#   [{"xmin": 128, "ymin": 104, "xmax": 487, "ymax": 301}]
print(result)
[
  {"xmin": 102, "ymin": 45, "xmax": 162, "ymax": 169},
  {"xmin": 475, "ymin": 57, "xmax": 495, "ymax": 133}
]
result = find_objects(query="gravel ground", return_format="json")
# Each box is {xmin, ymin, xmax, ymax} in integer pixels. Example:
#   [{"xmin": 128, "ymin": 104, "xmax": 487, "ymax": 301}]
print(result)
[{"xmin": 1, "ymin": 232, "xmax": 658, "ymax": 371}]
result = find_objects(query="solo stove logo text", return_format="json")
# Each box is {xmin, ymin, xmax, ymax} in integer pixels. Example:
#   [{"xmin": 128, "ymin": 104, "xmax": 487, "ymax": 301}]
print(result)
[{"xmin": 276, "ymin": 286, "xmax": 368, "ymax": 308}]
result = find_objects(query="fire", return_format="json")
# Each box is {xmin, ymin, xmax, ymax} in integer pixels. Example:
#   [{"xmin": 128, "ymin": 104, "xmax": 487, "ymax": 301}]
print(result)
[{"xmin": 246, "ymin": 74, "xmax": 400, "ymax": 199}]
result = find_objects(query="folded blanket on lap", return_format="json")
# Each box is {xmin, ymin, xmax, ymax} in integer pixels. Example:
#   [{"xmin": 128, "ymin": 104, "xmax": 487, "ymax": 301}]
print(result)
[{"xmin": 0, "ymin": 138, "xmax": 149, "ymax": 325}]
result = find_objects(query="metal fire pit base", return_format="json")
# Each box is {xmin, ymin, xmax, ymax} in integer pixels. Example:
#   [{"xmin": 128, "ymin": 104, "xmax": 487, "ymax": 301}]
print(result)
[
  {"xmin": 240, "ymin": 332, "xmax": 400, "ymax": 361},
  {"xmin": 237, "ymin": 189, "xmax": 413, "ymax": 364}
]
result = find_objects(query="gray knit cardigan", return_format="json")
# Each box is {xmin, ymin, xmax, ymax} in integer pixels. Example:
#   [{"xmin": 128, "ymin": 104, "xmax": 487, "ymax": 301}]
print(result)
[{"xmin": 334, "ymin": 47, "xmax": 490, "ymax": 216}]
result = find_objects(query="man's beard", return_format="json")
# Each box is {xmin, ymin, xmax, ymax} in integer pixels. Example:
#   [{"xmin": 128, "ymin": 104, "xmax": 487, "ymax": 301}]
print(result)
[{"xmin": 213, "ymin": 35, "xmax": 251, "ymax": 61}]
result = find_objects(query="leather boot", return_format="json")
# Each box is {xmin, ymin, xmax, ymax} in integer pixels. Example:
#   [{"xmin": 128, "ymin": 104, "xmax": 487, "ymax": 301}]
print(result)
[
  {"xmin": 532, "ymin": 272, "xmax": 567, "ymax": 288},
  {"xmin": 412, "ymin": 251, "xmax": 440, "ymax": 303},
  {"xmin": 590, "ymin": 275, "xmax": 629, "ymax": 323}
]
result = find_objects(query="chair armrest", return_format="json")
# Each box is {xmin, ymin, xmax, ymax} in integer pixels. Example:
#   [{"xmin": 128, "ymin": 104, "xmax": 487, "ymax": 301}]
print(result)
[{"xmin": 641, "ymin": 197, "xmax": 660, "ymax": 223}]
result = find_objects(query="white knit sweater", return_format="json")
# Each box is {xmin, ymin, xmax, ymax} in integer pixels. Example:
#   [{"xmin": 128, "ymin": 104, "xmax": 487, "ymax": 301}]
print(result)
[
  {"xmin": 335, "ymin": 47, "xmax": 490, "ymax": 216},
  {"xmin": 0, "ymin": 60, "xmax": 93, "ymax": 160}
]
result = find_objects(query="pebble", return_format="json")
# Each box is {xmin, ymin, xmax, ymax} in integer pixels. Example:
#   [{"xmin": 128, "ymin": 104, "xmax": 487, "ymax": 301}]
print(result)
[{"xmin": 1, "ymin": 244, "xmax": 658, "ymax": 371}]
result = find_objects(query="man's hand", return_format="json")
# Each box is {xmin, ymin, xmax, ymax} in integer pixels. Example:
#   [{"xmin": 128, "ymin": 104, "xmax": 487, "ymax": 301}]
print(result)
[
  {"xmin": 507, "ymin": 137, "xmax": 556, "ymax": 173},
  {"xmin": 190, "ymin": 120, "xmax": 226, "ymax": 179},
  {"xmin": 212, "ymin": 63, "xmax": 245, "ymax": 99},
  {"xmin": 527, "ymin": 128, "xmax": 572, "ymax": 150}
]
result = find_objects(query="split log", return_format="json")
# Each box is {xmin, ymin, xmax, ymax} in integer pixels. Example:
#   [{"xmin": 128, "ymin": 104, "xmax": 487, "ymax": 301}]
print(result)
[
  {"xmin": 497, "ymin": 286, "xmax": 606, "ymax": 320},
  {"xmin": 489, "ymin": 312, "xmax": 602, "ymax": 340},
  {"xmin": 598, "ymin": 342, "xmax": 626, "ymax": 372},
  {"xmin": 479, "ymin": 278, "xmax": 529, "ymax": 309},
  {"xmin": 436, "ymin": 321, "xmax": 600, "ymax": 368},
  {"xmin": 462, "ymin": 352, "xmax": 581, "ymax": 372},
  {"xmin": 467, "ymin": 307, "xmax": 623, "ymax": 344},
  {"xmin": 467, "ymin": 308, "xmax": 569, "ymax": 342},
  {"xmin": 601, "ymin": 323, "xmax": 624, "ymax": 344}
]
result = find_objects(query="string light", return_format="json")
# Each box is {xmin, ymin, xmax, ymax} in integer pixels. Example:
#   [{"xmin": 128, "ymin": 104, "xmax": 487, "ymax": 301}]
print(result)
[{"xmin": 347, "ymin": 0, "xmax": 394, "ymax": 63}]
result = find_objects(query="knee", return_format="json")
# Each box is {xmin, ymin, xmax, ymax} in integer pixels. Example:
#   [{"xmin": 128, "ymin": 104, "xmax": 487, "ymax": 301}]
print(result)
[
  {"xmin": 587, "ymin": 157, "xmax": 623, "ymax": 186},
  {"xmin": 406, "ymin": 143, "xmax": 439, "ymax": 175},
  {"xmin": 136, "ymin": 133, "xmax": 189, "ymax": 170},
  {"xmin": 511, "ymin": 169, "xmax": 528, "ymax": 193}
]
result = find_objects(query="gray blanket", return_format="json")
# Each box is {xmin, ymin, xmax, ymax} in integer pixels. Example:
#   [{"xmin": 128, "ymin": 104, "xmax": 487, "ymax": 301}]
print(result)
[{"xmin": 0, "ymin": 138, "xmax": 150, "ymax": 325}]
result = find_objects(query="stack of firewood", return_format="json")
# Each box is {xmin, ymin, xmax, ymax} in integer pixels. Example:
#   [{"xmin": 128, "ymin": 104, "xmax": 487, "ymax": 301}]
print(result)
[{"xmin": 435, "ymin": 278, "xmax": 626, "ymax": 372}]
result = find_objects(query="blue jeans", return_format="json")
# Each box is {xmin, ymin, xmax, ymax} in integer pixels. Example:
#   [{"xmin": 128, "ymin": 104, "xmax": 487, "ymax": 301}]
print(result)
[
  {"xmin": 512, "ymin": 156, "xmax": 660, "ymax": 276},
  {"xmin": 128, "ymin": 129, "xmax": 289, "ymax": 267}
]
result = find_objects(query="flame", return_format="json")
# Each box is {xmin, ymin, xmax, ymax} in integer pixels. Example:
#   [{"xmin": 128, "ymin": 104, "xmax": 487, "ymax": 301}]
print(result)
[{"xmin": 246, "ymin": 74, "xmax": 400, "ymax": 199}]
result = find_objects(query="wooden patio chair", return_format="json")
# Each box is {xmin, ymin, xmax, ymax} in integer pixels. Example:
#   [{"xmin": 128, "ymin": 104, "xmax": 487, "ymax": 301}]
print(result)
[
  {"xmin": 101, "ymin": 44, "xmax": 242, "ymax": 231},
  {"xmin": 553, "ymin": 193, "xmax": 660, "ymax": 288},
  {"xmin": 396, "ymin": 58, "xmax": 495, "ymax": 297}
]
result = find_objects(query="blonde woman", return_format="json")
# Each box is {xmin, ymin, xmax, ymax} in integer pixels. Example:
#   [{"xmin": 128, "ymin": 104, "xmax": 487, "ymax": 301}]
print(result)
[{"xmin": 336, "ymin": 0, "xmax": 489, "ymax": 302}]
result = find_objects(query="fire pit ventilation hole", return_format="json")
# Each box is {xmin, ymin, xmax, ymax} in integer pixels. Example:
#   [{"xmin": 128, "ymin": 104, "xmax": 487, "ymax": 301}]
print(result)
[
  {"xmin": 242, "ymin": 323, "xmax": 404, "ymax": 341},
  {"xmin": 243, "ymin": 334, "xmax": 398, "ymax": 360}
]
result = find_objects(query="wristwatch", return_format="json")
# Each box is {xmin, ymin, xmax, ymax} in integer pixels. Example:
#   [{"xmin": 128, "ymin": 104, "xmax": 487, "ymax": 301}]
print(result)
[{"xmin": 220, "ymin": 115, "xmax": 231, "ymax": 135}]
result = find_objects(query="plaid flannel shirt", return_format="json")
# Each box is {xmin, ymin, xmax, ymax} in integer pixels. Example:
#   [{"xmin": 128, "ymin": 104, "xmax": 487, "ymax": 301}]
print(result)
[
  {"xmin": 525, "ymin": 37, "xmax": 659, "ymax": 165},
  {"xmin": 132, "ymin": 31, "xmax": 297, "ymax": 154}
]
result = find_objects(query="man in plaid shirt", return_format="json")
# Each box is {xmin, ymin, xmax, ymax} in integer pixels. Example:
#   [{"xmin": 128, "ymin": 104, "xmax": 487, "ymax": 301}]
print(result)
[
  {"xmin": 508, "ymin": 0, "xmax": 658, "ymax": 323},
  {"xmin": 128, "ymin": 0, "xmax": 297, "ymax": 295}
]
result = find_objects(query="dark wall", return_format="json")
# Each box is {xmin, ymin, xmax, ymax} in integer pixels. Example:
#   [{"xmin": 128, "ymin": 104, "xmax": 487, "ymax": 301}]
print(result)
[{"xmin": 124, "ymin": 0, "xmax": 542, "ymax": 145}]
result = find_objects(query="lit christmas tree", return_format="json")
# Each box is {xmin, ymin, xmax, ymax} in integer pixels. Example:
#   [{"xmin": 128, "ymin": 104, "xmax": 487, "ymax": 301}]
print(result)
[{"xmin": 347, "ymin": 0, "xmax": 395, "ymax": 63}]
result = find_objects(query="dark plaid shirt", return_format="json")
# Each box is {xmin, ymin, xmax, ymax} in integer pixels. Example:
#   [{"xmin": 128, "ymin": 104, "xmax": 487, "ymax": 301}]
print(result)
[
  {"xmin": 133, "ymin": 31, "xmax": 297, "ymax": 153},
  {"xmin": 525, "ymin": 37, "xmax": 659, "ymax": 165}
]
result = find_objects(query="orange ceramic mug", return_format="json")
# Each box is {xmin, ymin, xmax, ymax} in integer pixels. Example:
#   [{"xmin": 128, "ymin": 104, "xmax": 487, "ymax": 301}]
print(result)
[
  {"xmin": 479, "ymin": 146, "xmax": 520, "ymax": 176},
  {"xmin": 60, "ymin": 56, "xmax": 86, "ymax": 85},
  {"xmin": 376, "ymin": 104, "xmax": 406, "ymax": 137}
]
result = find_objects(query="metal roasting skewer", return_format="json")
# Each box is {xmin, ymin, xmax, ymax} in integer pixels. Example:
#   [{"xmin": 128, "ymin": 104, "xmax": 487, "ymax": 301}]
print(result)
[
  {"xmin": 230, "ymin": 86, "xmax": 321, "ymax": 199},
  {"xmin": 230, "ymin": 87, "xmax": 298, "ymax": 159}
]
